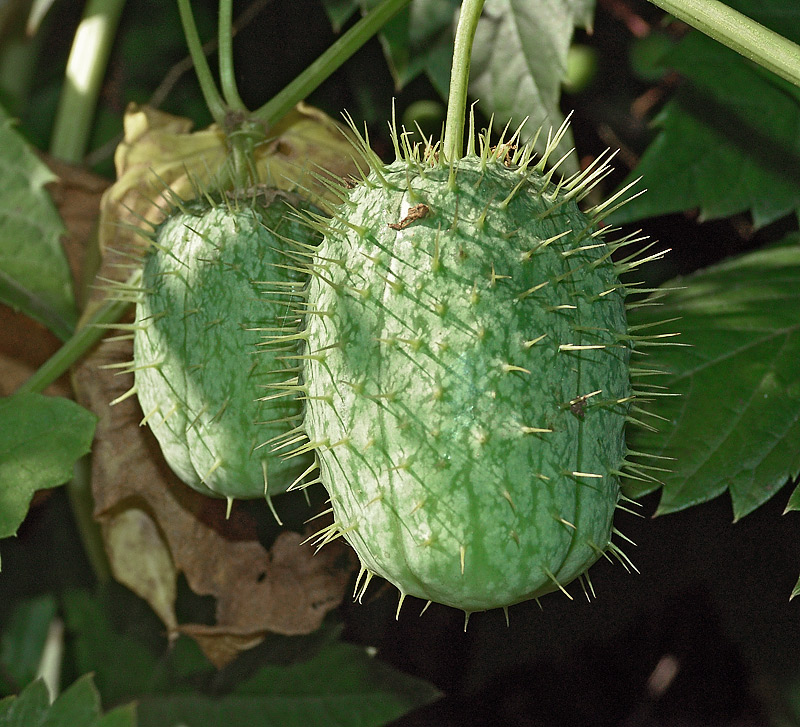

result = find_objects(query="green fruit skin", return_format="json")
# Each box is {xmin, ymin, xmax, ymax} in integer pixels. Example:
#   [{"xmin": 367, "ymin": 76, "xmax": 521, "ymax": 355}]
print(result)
[
  {"xmin": 303, "ymin": 158, "xmax": 632, "ymax": 612},
  {"xmin": 134, "ymin": 199, "xmax": 315, "ymax": 500}
]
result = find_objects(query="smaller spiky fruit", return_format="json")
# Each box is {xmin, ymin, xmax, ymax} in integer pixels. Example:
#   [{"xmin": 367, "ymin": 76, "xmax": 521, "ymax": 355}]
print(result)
[
  {"xmin": 286, "ymin": 118, "xmax": 667, "ymax": 618},
  {"xmin": 131, "ymin": 194, "xmax": 317, "ymax": 505}
]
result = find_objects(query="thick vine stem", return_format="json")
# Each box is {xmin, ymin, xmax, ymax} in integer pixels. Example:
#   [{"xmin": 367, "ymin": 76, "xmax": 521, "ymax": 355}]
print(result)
[
  {"xmin": 218, "ymin": 0, "xmax": 247, "ymax": 111},
  {"xmin": 443, "ymin": 0, "xmax": 486, "ymax": 163},
  {"xmin": 648, "ymin": 0, "xmax": 800, "ymax": 88}
]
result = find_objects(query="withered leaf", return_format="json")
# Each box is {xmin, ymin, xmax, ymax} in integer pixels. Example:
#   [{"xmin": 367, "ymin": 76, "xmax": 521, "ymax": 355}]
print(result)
[
  {"xmin": 73, "ymin": 313, "xmax": 354, "ymax": 667},
  {"xmin": 97, "ymin": 102, "xmax": 361, "ymax": 257},
  {"xmin": 70, "ymin": 102, "xmax": 360, "ymax": 667}
]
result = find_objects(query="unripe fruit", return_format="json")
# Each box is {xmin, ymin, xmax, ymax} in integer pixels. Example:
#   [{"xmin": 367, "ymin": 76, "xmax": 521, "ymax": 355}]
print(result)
[
  {"xmin": 286, "ymin": 119, "xmax": 663, "ymax": 619},
  {"xmin": 131, "ymin": 195, "xmax": 318, "ymax": 508}
]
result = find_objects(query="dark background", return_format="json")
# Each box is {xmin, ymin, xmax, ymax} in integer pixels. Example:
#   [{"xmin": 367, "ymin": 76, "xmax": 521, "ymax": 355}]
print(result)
[{"xmin": 4, "ymin": 0, "xmax": 799, "ymax": 724}]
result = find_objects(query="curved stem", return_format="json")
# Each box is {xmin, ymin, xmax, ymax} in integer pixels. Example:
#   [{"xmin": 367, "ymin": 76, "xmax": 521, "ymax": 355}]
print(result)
[
  {"xmin": 442, "ymin": 0, "xmax": 486, "ymax": 162},
  {"xmin": 15, "ymin": 270, "xmax": 141, "ymax": 396},
  {"xmin": 49, "ymin": 0, "xmax": 127, "ymax": 162},
  {"xmin": 218, "ymin": 0, "xmax": 247, "ymax": 111},
  {"xmin": 177, "ymin": 0, "xmax": 228, "ymax": 124},
  {"xmin": 252, "ymin": 0, "xmax": 411, "ymax": 127},
  {"xmin": 647, "ymin": 0, "xmax": 800, "ymax": 88}
]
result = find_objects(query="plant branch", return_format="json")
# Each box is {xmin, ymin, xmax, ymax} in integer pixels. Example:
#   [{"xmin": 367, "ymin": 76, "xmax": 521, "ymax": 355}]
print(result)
[
  {"xmin": 647, "ymin": 0, "xmax": 800, "ymax": 88},
  {"xmin": 177, "ymin": 0, "xmax": 228, "ymax": 124},
  {"xmin": 252, "ymin": 0, "xmax": 412, "ymax": 127},
  {"xmin": 15, "ymin": 271, "xmax": 142, "ymax": 396},
  {"xmin": 443, "ymin": 0, "xmax": 486, "ymax": 162},
  {"xmin": 49, "ymin": 0, "xmax": 126, "ymax": 162},
  {"xmin": 218, "ymin": 0, "xmax": 247, "ymax": 111}
]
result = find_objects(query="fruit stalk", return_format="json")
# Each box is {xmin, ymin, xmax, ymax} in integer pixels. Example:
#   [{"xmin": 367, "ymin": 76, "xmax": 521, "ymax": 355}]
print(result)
[
  {"xmin": 177, "ymin": 0, "xmax": 228, "ymax": 124},
  {"xmin": 218, "ymin": 0, "xmax": 247, "ymax": 112},
  {"xmin": 443, "ymin": 0, "xmax": 486, "ymax": 162},
  {"xmin": 647, "ymin": 0, "xmax": 800, "ymax": 88}
]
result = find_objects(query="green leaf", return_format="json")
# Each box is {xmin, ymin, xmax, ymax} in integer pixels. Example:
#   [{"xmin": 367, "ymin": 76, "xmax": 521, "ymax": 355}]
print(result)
[
  {"xmin": 626, "ymin": 239, "xmax": 800, "ymax": 520},
  {"xmin": 349, "ymin": 0, "xmax": 457, "ymax": 92},
  {"xmin": 0, "ymin": 679, "xmax": 50, "ymax": 726},
  {"xmin": 359, "ymin": 0, "xmax": 591, "ymax": 160},
  {"xmin": 470, "ymin": 0, "xmax": 592, "ymax": 152},
  {"xmin": 0, "ymin": 674, "xmax": 136, "ymax": 727},
  {"xmin": 0, "ymin": 394, "xmax": 96, "ymax": 555},
  {"xmin": 0, "ymin": 595, "xmax": 58, "ymax": 694},
  {"xmin": 609, "ymin": 31, "xmax": 800, "ymax": 229},
  {"xmin": 0, "ymin": 104, "xmax": 75, "ymax": 340},
  {"xmin": 137, "ymin": 641, "xmax": 440, "ymax": 727}
]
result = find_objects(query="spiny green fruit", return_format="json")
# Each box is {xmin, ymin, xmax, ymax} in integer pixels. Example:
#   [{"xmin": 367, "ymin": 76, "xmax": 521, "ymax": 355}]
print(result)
[
  {"xmin": 278, "ymin": 117, "xmax": 671, "ymax": 619},
  {"xmin": 127, "ymin": 193, "xmax": 318, "ymax": 510}
]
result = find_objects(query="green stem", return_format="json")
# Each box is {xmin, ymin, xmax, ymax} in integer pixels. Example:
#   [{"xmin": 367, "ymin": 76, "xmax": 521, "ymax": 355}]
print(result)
[
  {"xmin": 177, "ymin": 0, "xmax": 228, "ymax": 124},
  {"xmin": 68, "ymin": 456, "xmax": 112, "ymax": 584},
  {"xmin": 647, "ymin": 0, "xmax": 800, "ymax": 88},
  {"xmin": 49, "ymin": 0, "xmax": 127, "ymax": 162},
  {"xmin": 15, "ymin": 270, "xmax": 142, "ymax": 396},
  {"xmin": 252, "ymin": 0, "xmax": 412, "ymax": 127},
  {"xmin": 442, "ymin": 0, "xmax": 486, "ymax": 162},
  {"xmin": 218, "ymin": 0, "xmax": 247, "ymax": 111}
]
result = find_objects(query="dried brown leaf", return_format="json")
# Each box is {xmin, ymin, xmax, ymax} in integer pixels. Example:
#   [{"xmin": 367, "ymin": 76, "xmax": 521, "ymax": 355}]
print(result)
[
  {"xmin": 70, "ymin": 102, "xmax": 359, "ymax": 667},
  {"xmin": 73, "ymin": 258, "xmax": 353, "ymax": 669},
  {"xmin": 42, "ymin": 155, "xmax": 109, "ymax": 299},
  {"xmin": 97, "ymin": 102, "xmax": 360, "ymax": 256},
  {"xmin": 103, "ymin": 507, "xmax": 178, "ymax": 633}
]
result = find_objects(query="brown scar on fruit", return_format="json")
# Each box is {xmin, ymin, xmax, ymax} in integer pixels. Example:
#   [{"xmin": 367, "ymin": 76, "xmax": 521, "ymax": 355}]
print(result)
[
  {"xmin": 388, "ymin": 203, "xmax": 431, "ymax": 230},
  {"xmin": 568, "ymin": 390, "xmax": 602, "ymax": 420}
]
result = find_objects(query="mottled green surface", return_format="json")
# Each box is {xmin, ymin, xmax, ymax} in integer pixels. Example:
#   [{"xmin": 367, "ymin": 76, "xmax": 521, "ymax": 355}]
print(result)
[
  {"xmin": 304, "ymin": 157, "xmax": 632, "ymax": 611},
  {"xmin": 134, "ymin": 199, "xmax": 315, "ymax": 499}
]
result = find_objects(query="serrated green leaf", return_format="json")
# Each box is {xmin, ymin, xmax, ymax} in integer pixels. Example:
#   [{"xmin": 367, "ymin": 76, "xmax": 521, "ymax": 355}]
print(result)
[
  {"xmin": 0, "ymin": 679, "xmax": 50, "ymax": 726},
  {"xmin": 0, "ymin": 595, "xmax": 57, "ymax": 694},
  {"xmin": 784, "ymin": 481, "xmax": 800, "ymax": 513},
  {"xmin": 360, "ymin": 0, "xmax": 590, "ymax": 162},
  {"xmin": 137, "ymin": 641, "xmax": 440, "ymax": 727},
  {"xmin": 0, "ymin": 674, "xmax": 135, "ymax": 727},
  {"xmin": 626, "ymin": 240, "xmax": 800, "ymax": 520},
  {"xmin": 469, "ymin": 0, "xmax": 592, "ymax": 160},
  {"xmin": 42, "ymin": 674, "xmax": 103, "ymax": 726},
  {"xmin": 0, "ymin": 104, "xmax": 75, "ymax": 340},
  {"xmin": 609, "ymin": 31, "xmax": 800, "ymax": 229},
  {"xmin": 0, "ymin": 394, "xmax": 96, "ymax": 555}
]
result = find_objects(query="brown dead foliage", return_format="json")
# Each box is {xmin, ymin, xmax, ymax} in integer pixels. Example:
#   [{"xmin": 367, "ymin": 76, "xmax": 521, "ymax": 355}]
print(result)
[
  {"xmin": 73, "ymin": 323, "xmax": 354, "ymax": 667},
  {"xmin": 67, "ymin": 104, "xmax": 360, "ymax": 667}
]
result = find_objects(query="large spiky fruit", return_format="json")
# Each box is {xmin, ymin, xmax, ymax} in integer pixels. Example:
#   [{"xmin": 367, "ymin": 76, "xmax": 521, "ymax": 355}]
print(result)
[
  {"xmin": 131, "ymin": 194, "xmax": 318, "ymax": 506},
  {"xmin": 289, "ymin": 119, "xmax": 666, "ymax": 618}
]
